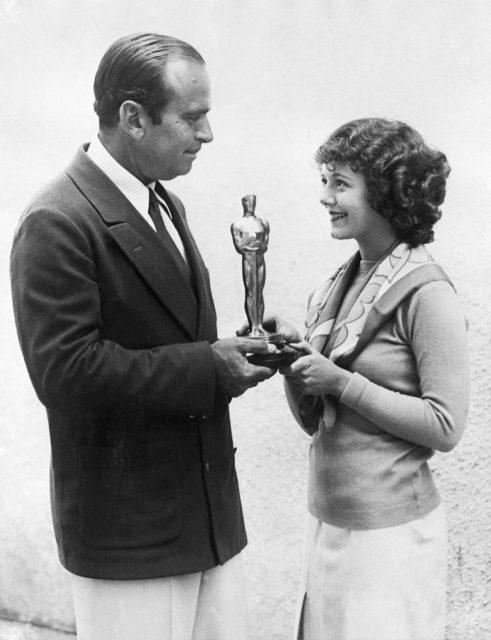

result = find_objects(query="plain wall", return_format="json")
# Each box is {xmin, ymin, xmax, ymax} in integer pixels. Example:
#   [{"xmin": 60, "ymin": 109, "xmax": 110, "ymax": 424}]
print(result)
[{"xmin": 1, "ymin": 1, "xmax": 490, "ymax": 638}]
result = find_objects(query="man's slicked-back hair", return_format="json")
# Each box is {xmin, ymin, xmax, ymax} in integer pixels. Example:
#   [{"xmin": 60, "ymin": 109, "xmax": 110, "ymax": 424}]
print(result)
[{"xmin": 93, "ymin": 32, "xmax": 205, "ymax": 129}]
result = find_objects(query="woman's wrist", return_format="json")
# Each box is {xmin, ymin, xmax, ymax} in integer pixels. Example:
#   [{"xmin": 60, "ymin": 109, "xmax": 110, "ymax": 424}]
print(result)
[{"xmin": 331, "ymin": 368, "xmax": 351, "ymax": 398}]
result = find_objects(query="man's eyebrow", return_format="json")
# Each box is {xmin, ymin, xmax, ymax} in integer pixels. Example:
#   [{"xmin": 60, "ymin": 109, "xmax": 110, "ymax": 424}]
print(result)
[{"xmin": 183, "ymin": 105, "xmax": 210, "ymax": 116}]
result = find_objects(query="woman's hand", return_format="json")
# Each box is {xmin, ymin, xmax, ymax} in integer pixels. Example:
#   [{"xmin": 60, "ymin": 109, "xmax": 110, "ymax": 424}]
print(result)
[
  {"xmin": 280, "ymin": 341, "xmax": 351, "ymax": 398},
  {"xmin": 263, "ymin": 313, "xmax": 303, "ymax": 343}
]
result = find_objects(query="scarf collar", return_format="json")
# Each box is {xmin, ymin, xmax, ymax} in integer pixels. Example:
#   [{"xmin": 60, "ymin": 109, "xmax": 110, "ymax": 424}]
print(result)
[{"xmin": 306, "ymin": 242, "xmax": 437, "ymax": 363}]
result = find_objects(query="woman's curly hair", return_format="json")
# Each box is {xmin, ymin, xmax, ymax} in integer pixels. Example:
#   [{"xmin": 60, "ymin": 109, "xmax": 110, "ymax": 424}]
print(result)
[{"xmin": 315, "ymin": 118, "xmax": 451, "ymax": 245}]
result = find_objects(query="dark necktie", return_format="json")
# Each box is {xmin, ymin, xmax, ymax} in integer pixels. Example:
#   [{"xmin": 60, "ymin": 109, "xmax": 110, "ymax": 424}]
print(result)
[
  {"xmin": 148, "ymin": 187, "xmax": 172, "ymax": 243},
  {"xmin": 147, "ymin": 187, "xmax": 194, "ymax": 289}
]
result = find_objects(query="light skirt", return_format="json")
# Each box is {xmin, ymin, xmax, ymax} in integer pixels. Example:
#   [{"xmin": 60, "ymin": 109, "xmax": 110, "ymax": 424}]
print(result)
[
  {"xmin": 70, "ymin": 551, "xmax": 249, "ymax": 640},
  {"xmin": 295, "ymin": 505, "xmax": 447, "ymax": 640}
]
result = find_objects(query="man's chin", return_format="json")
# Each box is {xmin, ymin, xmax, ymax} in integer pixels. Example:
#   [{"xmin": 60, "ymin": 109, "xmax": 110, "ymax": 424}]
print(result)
[
  {"xmin": 174, "ymin": 159, "xmax": 195, "ymax": 178},
  {"xmin": 155, "ymin": 163, "xmax": 193, "ymax": 182}
]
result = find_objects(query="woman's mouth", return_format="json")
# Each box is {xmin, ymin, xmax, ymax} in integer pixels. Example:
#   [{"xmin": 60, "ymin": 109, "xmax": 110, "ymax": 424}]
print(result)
[{"xmin": 330, "ymin": 211, "xmax": 347, "ymax": 221}]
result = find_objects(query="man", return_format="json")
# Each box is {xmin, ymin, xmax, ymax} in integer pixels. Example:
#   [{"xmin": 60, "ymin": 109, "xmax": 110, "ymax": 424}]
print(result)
[{"xmin": 10, "ymin": 33, "xmax": 278, "ymax": 640}]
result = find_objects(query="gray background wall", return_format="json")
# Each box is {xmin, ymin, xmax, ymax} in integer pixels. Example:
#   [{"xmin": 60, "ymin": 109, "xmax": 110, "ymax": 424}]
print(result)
[{"xmin": 1, "ymin": 1, "xmax": 490, "ymax": 638}]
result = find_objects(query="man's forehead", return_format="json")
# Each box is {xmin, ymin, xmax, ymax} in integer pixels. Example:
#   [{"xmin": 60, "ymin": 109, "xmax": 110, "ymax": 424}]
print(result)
[
  {"xmin": 160, "ymin": 58, "xmax": 210, "ymax": 110},
  {"xmin": 164, "ymin": 58, "xmax": 208, "ymax": 89}
]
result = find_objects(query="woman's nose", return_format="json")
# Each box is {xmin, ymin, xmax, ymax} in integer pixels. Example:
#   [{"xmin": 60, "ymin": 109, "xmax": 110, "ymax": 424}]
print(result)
[{"xmin": 320, "ymin": 187, "xmax": 335, "ymax": 207}]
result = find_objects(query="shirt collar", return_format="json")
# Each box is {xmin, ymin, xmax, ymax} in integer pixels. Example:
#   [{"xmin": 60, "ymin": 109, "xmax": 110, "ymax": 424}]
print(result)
[{"xmin": 87, "ymin": 135, "xmax": 151, "ymax": 218}]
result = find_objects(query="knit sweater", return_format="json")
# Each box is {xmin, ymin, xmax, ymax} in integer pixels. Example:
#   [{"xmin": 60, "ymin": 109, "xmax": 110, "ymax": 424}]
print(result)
[{"xmin": 306, "ymin": 278, "xmax": 469, "ymax": 530}]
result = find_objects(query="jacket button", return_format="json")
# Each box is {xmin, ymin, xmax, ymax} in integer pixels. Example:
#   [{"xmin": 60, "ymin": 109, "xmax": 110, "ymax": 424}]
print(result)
[{"xmin": 205, "ymin": 461, "xmax": 210, "ymax": 472}]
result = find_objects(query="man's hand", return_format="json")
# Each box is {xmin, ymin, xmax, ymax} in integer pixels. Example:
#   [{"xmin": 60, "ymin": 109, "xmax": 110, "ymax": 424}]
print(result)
[
  {"xmin": 211, "ymin": 337, "xmax": 276, "ymax": 397},
  {"xmin": 236, "ymin": 313, "xmax": 302, "ymax": 344}
]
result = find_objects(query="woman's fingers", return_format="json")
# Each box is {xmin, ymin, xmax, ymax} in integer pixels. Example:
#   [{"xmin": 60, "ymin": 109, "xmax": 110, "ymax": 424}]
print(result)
[{"xmin": 289, "ymin": 341, "xmax": 314, "ymax": 354}]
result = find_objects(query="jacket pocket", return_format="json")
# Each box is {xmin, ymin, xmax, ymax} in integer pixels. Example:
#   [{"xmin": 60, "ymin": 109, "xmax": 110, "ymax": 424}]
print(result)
[{"xmin": 78, "ymin": 439, "xmax": 181, "ymax": 550}]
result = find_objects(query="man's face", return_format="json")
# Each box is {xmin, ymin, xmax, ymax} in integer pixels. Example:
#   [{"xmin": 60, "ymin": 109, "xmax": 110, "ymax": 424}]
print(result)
[{"xmin": 135, "ymin": 59, "xmax": 213, "ymax": 182}]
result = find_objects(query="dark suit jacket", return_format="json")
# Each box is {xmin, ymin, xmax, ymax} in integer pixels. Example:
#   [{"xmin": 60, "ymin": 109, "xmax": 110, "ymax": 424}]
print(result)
[{"xmin": 10, "ymin": 145, "xmax": 247, "ymax": 579}]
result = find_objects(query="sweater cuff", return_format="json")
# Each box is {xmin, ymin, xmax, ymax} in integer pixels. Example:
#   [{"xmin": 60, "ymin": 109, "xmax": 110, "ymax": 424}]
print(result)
[{"xmin": 339, "ymin": 371, "xmax": 369, "ymax": 409}]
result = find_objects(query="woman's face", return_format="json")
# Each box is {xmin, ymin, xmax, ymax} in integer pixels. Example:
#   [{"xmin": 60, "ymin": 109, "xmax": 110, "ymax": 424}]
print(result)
[{"xmin": 319, "ymin": 162, "xmax": 396, "ymax": 258}]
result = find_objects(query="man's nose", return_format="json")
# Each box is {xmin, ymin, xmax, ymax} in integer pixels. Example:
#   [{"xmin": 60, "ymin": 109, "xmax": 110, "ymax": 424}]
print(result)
[{"xmin": 197, "ymin": 117, "xmax": 213, "ymax": 143}]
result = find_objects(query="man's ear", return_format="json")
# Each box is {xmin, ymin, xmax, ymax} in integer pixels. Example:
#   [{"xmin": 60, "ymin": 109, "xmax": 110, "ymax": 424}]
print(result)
[{"xmin": 119, "ymin": 100, "xmax": 147, "ymax": 139}]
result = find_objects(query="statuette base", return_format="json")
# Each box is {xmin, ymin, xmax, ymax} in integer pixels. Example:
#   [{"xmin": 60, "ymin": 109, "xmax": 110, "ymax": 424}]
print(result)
[{"xmin": 246, "ymin": 333, "xmax": 298, "ymax": 369}]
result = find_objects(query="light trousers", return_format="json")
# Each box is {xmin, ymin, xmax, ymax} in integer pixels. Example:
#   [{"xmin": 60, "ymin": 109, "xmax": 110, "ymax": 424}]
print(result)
[
  {"xmin": 295, "ymin": 505, "xmax": 447, "ymax": 640},
  {"xmin": 70, "ymin": 552, "xmax": 248, "ymax": 640}
]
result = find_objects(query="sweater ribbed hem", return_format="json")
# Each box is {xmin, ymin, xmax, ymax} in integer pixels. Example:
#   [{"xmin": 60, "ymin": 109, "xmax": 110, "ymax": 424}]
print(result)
[{"xmin": 308, "ymin": 491, "xmax": 441, "ymax": 530}]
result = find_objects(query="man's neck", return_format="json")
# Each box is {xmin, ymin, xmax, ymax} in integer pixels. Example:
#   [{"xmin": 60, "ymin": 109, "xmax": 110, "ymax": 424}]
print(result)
[{"xmin": 98, "ymin": 130, "xmax": 150, "ymax": 185}]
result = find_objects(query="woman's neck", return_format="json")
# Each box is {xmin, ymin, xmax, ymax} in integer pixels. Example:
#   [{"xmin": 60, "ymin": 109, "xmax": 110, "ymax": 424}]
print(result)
[{"xmin": 357, "ymin": 232, "xmax": 399, "ymax": 262}]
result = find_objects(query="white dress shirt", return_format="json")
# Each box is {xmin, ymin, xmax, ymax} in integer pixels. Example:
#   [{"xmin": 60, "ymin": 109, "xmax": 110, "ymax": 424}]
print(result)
[{"xmin": 87, "ymin": 136, "xmax": 187, "ymax": 261}]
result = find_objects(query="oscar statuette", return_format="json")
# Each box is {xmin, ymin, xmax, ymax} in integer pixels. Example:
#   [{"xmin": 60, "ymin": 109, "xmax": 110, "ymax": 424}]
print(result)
[{"xmin": 231, "ymin": 194, "xmax": 298, "ymax": 368}]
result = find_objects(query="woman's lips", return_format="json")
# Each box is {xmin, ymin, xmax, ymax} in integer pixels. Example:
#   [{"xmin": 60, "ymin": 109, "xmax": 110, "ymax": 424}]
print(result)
[{"xmin": 330, "ymin": 211, "xmax": 347, "ymax": 221}]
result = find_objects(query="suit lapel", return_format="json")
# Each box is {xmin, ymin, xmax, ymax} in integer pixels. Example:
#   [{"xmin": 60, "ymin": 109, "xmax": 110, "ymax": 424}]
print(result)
[{"xmin": 66, "ymin": 146, "xmax": 199, "ymax": 339}]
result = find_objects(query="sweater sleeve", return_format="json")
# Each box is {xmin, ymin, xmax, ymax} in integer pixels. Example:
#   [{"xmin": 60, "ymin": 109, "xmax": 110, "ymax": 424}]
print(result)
[{"xmin": 339, "ymin": 280, "xmax": 470, "ymax": 452}]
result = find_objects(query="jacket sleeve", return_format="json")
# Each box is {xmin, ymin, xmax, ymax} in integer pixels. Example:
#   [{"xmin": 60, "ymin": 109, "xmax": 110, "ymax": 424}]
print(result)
[
  {"xmin": 339, "ymin": 280, "xmax": 470, "ymax": 452},
  {"xmin": 10, "ymin": 206, "xmax": 217, "ymax": 416}
]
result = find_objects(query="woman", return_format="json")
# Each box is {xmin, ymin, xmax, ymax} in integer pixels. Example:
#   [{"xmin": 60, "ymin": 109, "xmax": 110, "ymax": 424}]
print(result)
[{"xmin": 281, "ymin": 118, "xmax": 469, "ymax": 640}]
